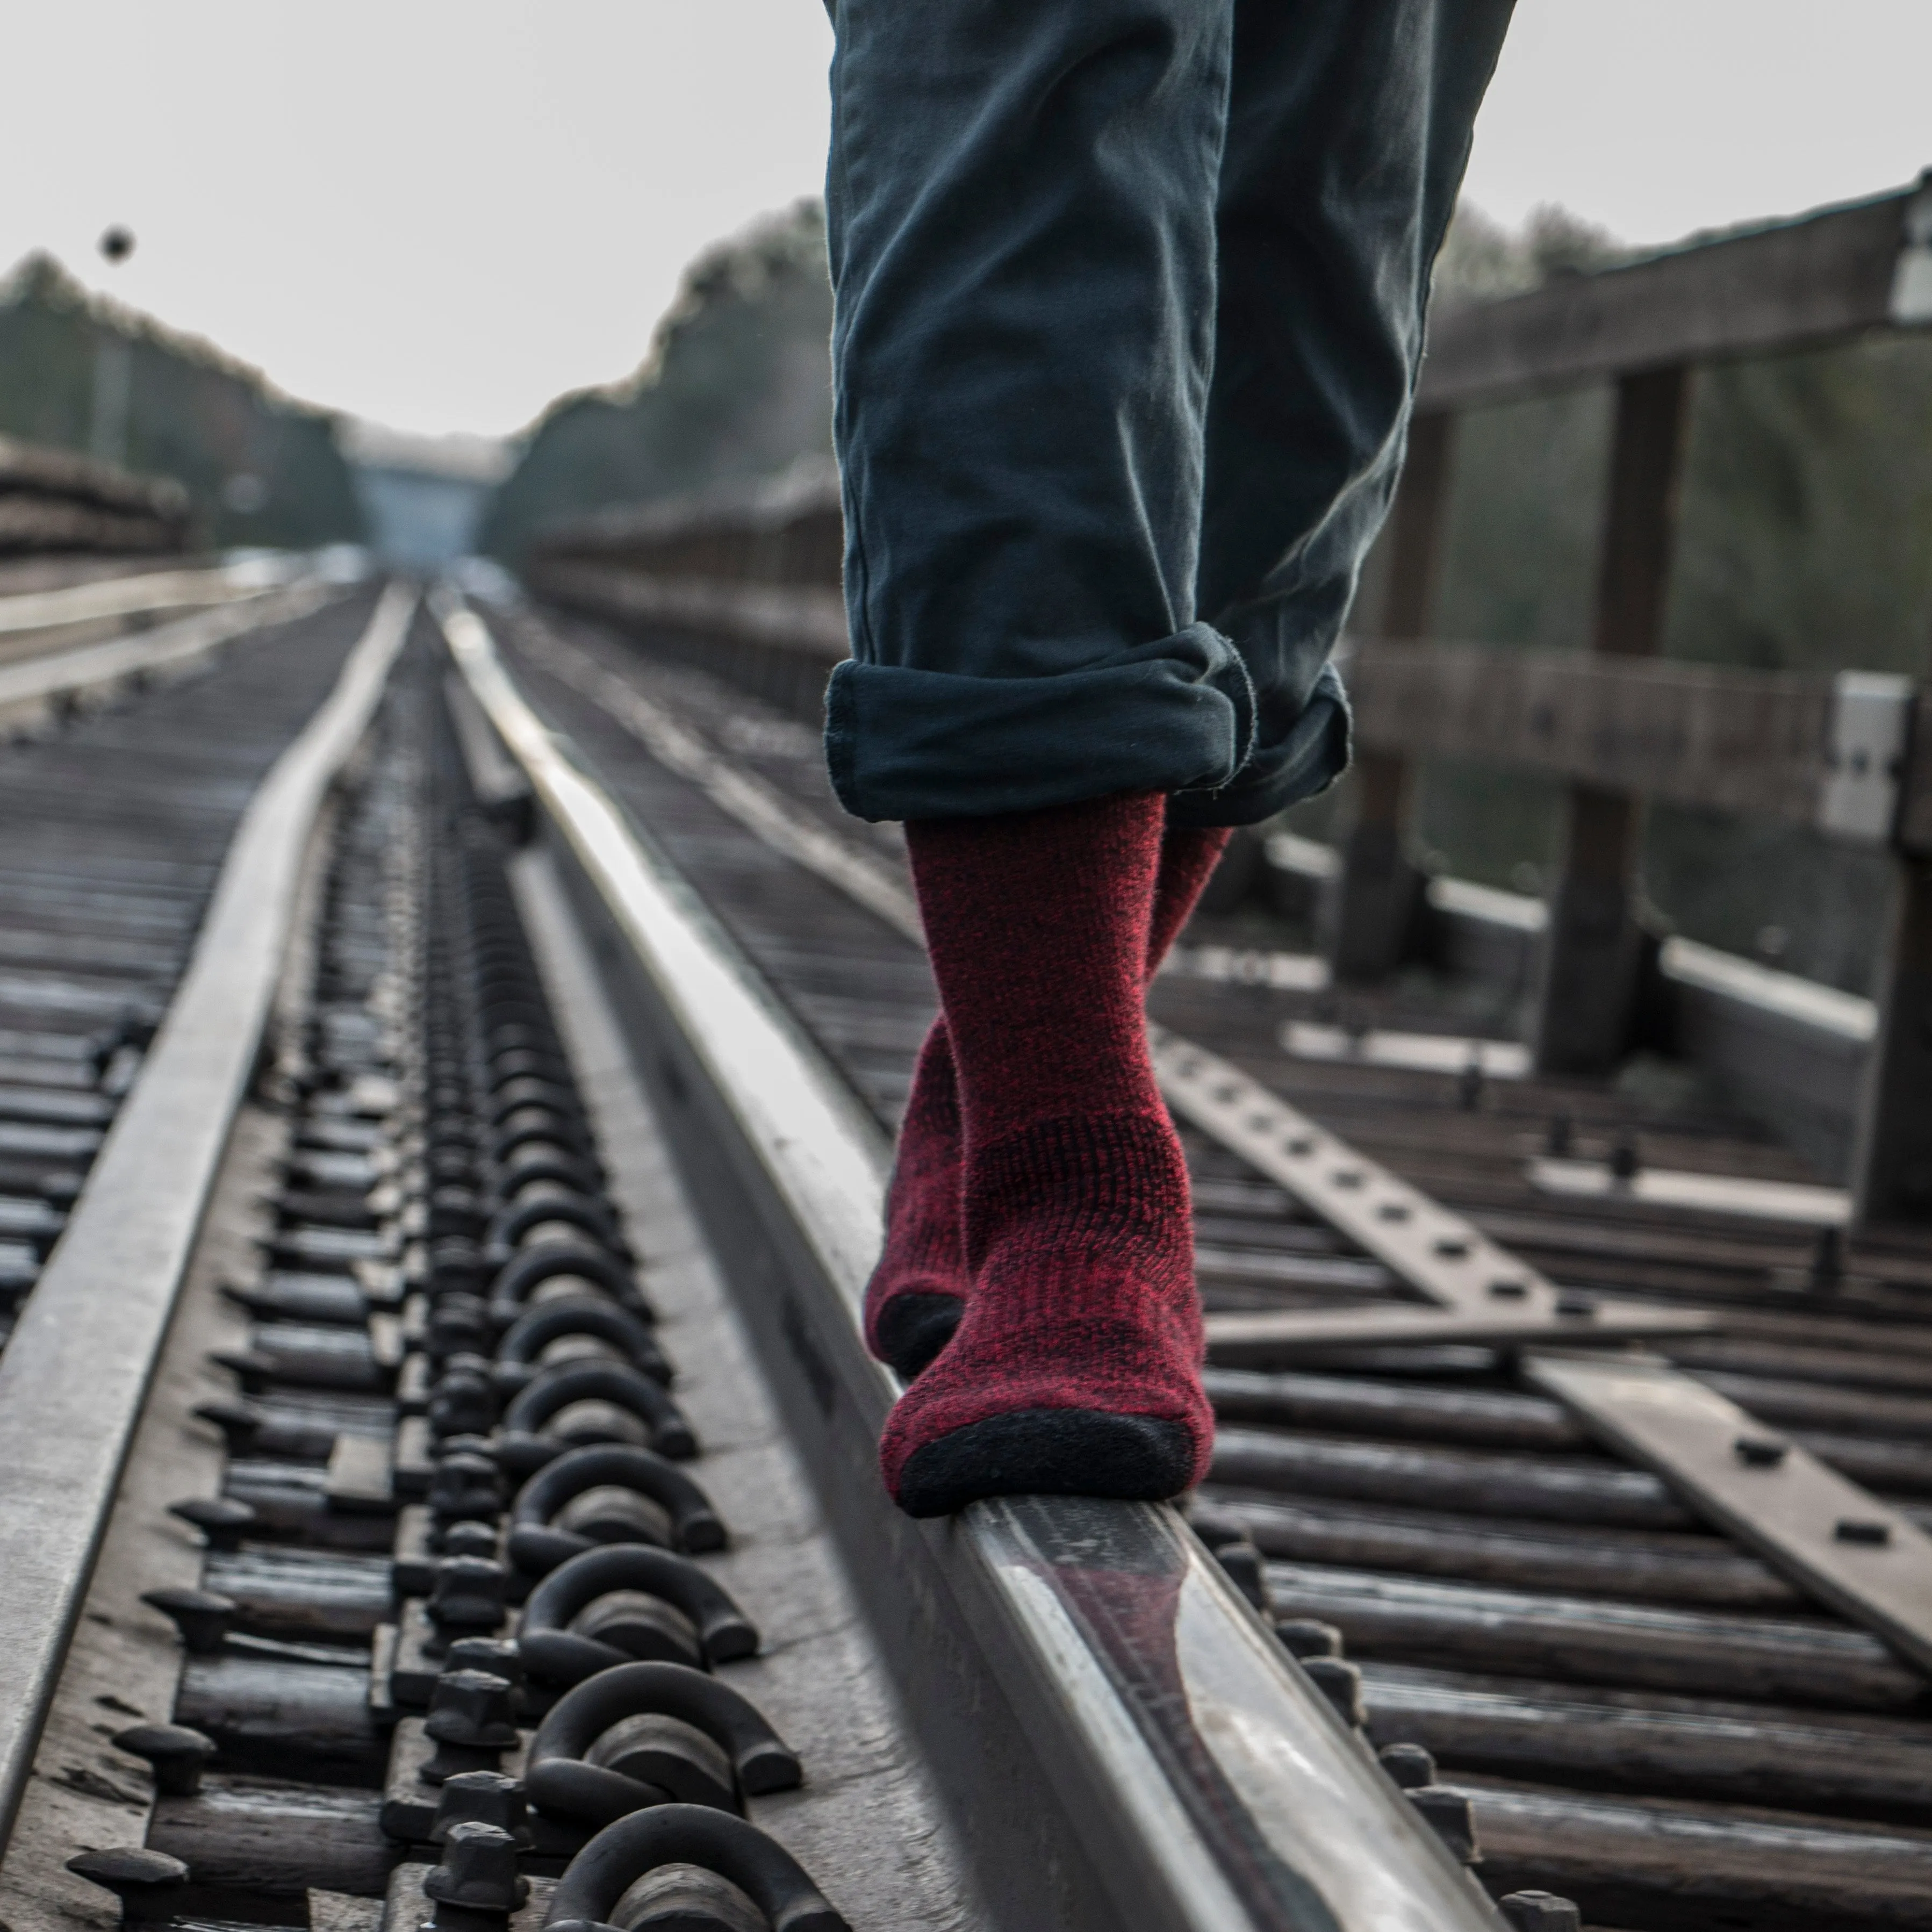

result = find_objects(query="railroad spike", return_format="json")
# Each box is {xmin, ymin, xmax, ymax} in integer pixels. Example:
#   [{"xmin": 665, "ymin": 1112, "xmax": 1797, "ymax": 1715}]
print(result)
[
  {"xmin": 167, "ymin": 1495, "xmax": 255, "ymax": 1552},
  {"xmin": 140, "ymin": 1585, "xmax": 235, "ymax": 1655},
  {"xmin": 111, "ymin": 1723, "xmax": 217, "ymax": 1796}
]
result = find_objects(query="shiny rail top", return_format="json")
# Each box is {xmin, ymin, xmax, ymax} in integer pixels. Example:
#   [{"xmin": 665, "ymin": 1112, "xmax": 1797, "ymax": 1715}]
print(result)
[{"xmin": 441, "ymin": 593, "xmax": 1507, "ymax": 1932}]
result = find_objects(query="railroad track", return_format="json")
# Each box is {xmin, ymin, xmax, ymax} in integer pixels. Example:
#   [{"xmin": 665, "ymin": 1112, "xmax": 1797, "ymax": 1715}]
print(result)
[
  {"xmin": 4, "ymin": 568, "xmax": 1931, "ymax": 1932},
  {"xmin": 475, "ymin": 590, "xmax": 1932, "ymax": 1931}
]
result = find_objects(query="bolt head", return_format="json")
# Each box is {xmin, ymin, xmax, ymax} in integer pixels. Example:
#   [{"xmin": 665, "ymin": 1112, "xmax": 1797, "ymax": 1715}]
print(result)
[
  {"xmin": 1405, "ymin": 1785, "xmax": 1479, "ymax": 1864},
  {"xmin": 67, "ymin": 1845, "xmax": 185, "ymax": 1902},
  {"xmin": 422, "ymin": 1820, "xmax": 528, "ymax": 1914},
  {"xmin": 1377, "ymin": 1742, "xmax": 1437, "ymax": 1790},
  {"xmin": 1212, "ymin": 1539, "xmax": 1271, "ymax": 1614},
  {"xmin": 1303, "ymin": 1656, "xmax": 1365, "ymax": 1728},
  {"xmin": 446, "ymin": 1635, "xmax": 526, "ymax": 1689},
  {"xmin": 111, "ymin": 1723, "xmax": 216, "ymax": 1796},
  {"xmin": 426, "ymin": 1669, "xmax": 519, "ymax": 1749},
  {"xmin": 440, "ymin": 1520, "xmax": 499, "ymax": 1560},
  {"xmin": 140, "ymin": 1586, "xmax": 234, "ymax": 1654},
  {"xmin": 168, "ymin": 1496, "xmax": 256, "ymax": 1552},
  {"xmin": 429, "ymin": 1450, "xmax": 503, "ymax": 1520},
  {"xmin": 1836, "ymin": 1517, "xmax": 1893, "ymax": 1547},
  {"xmin": 427, "ymin": 1556, "xmax": 509, "ymax": 1636},
  {"xmin": 1499, "ymin": 1891, "xmax": 1582, "ymax": 1931},
  {"xmin": 1274, "ymin": 1618, "xmax": 1342, "ymax": 1660},
  {"xmin": 432, "ymin": 1769, "xmax": 533, "ymax": 1848}
]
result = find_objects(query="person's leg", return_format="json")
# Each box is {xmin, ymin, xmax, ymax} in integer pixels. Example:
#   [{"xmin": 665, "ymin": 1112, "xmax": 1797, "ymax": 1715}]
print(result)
[
  {"xmin": 830, "ymin": 0, "xmax": 1245, "ymax": 1429},
  {"xmin": 1173, "ymin": 0, "xmax": 1518, "ymax": 831},
  {"xmin": 830, "ymin": 0, "xmax": 1516, "ymax": 1516},
  {"xmin": 878, "ymin": 793, "xmax": 1215, "ymax": 1517},
  {"xmin": 864, "ymin": 819, "xmax": 1231, "ymax": 1381},
  {"xmin": 824, "ymin": 0, "xmax": 1249, "ymax": 824}
]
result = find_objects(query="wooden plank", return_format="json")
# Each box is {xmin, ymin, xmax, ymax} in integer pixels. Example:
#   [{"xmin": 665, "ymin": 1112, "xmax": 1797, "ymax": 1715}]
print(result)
[
  {"xmin": 1446, "ymin": 1776, "xmax": 1932, "ymax": 1928},
  {"xmin": 1851, "ymin": 856, "xmax": 1932, "ymax": 1225},
  {"xmin": 1348, "ymin": 641, "xmax": 1835, "ymax": 824},
  {"xmin": 1895, "ymin": 687, "xmax": 1932, "ymax": 856},
  {"xmin": 1263, "ymin": 1560, "xmax": 1924, "ymax": 1708},
  {"xmin": 1417, "ymin": 184, "xmax": 1919, "ymax": 411},
  {"xmin": 1358, "ymin": 1668, "xmax": 1932, "ymax": 1815},
  {"xmin": 1534, "ymin": 369, "xmax": 1691, "ymax": 1076}
]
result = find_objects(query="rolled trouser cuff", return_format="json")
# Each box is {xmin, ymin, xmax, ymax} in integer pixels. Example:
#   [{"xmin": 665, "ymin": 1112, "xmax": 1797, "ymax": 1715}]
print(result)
[
  {"xmin": 1166, "ymin": 661, "xmax": 1352, "ymax": 829},
  {"xmin": 825, "ymin": 622, "xmax": 1256, "ymax": 822}
]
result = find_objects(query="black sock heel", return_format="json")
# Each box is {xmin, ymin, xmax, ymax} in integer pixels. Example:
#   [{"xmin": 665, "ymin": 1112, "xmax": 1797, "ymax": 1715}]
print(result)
[{"xmin": 894, "ymin": 1408, "xmax": 1194, "ymax": 1517}]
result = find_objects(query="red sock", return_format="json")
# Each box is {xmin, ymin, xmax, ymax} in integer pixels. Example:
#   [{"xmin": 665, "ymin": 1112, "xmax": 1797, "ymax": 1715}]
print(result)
[
  {"xmin": 864, "ymin": 823, "xmax": 1231, "ymax": 1378},
  {"xmin": 863, "ymin": 1019, "xmax": 967, "ymax": 1375},
  {"xmin": 1150, "ymin": 822, "xmax": 1237, "ymax": 968},
  {"xmin": 876, "ymin": 793, "xmax": 1215, "ymax": 1516}
]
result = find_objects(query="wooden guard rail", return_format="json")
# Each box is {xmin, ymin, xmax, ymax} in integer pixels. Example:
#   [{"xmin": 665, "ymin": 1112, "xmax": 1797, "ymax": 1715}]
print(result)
[
  {"xmin": 525, "ymin": 174, "xmax": 1932, "ymax": 1224},
  {"xmin": 0, "ymin": 435, "xmax": 191, "ymax": 557}
]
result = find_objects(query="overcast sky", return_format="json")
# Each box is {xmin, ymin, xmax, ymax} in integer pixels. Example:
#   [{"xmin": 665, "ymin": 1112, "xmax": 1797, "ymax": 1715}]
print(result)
[{"xmin": 4, "ymin": 1, "xmax": 1928, "ymax": 440}]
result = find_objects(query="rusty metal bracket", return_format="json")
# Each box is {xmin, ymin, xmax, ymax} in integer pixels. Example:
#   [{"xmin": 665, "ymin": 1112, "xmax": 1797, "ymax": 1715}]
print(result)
[
  {"xmin": 1151, "ymin": 1033, "xmax": 1715, "ymax": 1361},
  {"xmin": 1526, "ymin": 1351, "xmax": 1932, "ymax": 1679}
]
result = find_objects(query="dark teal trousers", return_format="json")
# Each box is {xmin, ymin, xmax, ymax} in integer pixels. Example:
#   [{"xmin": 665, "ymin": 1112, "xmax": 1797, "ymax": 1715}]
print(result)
[{"xmin": 824, "ymin": 0, "xmax": 1514, "ymax": 824}]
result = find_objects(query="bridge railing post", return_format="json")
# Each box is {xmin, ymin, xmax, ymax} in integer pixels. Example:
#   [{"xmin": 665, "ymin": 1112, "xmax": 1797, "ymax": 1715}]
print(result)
[
  {"xmin": 1531, "ymin": 365, "xmax": 1691, "ymax": 1074},
  {"xmin": 1327, "ymin": 408, "xmax": 1454, "ymax": 981},
  {"xmin": 1852, "ymin": 694, "xmax": 1932, "ymax": 1224}
]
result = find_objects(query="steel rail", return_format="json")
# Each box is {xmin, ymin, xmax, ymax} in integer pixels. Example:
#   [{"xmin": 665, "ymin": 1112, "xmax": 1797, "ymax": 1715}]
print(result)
[
  {"xmin": 442, "ymin": 594, "xmax": 1504, "ymax": 1932},
  {"xmin": 0, "ymin": 572, "xmax": 347, "ymax": 730},
  {"xmin": 0, "ymin": 582, "xmax": 416, "ymax": 1847},
  {"xmin": 0, "ymin": 555, "xmax": 311, "ymax": 637}
]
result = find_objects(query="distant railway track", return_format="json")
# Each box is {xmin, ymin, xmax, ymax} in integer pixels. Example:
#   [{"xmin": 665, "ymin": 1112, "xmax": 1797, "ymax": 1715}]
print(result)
[{"xmin": 3, "ymin": 553, "xmax": 1931, "ymax": 1932}]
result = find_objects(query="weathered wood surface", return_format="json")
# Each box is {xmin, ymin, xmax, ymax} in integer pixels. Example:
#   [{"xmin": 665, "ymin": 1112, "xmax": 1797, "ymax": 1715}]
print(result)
[
  {"xmin": 1265, "ymin": 1561, "xmax": 1929, "ymax": 1709},
  {"xmin": 1361, "ymin": 1660, "xmax": 1932, "ymax": 1817},
  {"xmin": 1206, "ymin": 1490, "xmax": 1798, "ymax": 1607},
  {"xmin": 1451, "ymin": 1771, "xmax": 1932, "ymax": 1931},
  {"xmin": 0, "ymin": 497, "xmax": 181, "ymax": 556},
  {"xmin": 1211, "ymin": 1425, "xmax": 1695, "ymax": 1528},
  {"xmin": 175, "ymin": 1654, "xmax": 384, "ymax": 1782},
  {"xmin": 1417, "ymin": 183, "xmax": 1919, "ymax": 410},
  {"xmin": 0, "ymin": 436, "xmax": 189, "ymax": 519},
  {"xmin": 149, "ymin": 1776, "xmax": 397, "ymax": 1897},
  {"xmin": 1348, "ymin": 639, "xmax": 1837, "ymax": 826},
  {"xmin": 1205, "ymin": 1368, "xmax": 1582, "ymax": 1449},
  {"xmin": 203, "ymin": 1548, "xmax": 393, "ymax": 1641},
  {"xmin": 1206, "ymin": 1373, "xmax": 1932, "ymax": 1497}
]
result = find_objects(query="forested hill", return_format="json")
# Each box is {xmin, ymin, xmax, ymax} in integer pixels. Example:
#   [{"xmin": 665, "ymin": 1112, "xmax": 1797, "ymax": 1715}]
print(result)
[
  {"xmin": 479, "ymin": 200, "xmax": 832, "ymax": 565},
  {"xmin": 0, "ymin": 253, "xmax": 364, "ymax": 551}
]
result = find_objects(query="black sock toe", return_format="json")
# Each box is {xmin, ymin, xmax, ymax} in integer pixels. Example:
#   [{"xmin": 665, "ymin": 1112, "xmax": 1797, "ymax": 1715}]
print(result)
[
  {"xmin": 875, "ymin": 1291, "xmax": 964, "ymax": 1380},
  {"xmin": 894, "ymin": 1407, "xmax": 1195, "ymax": 1517}
]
